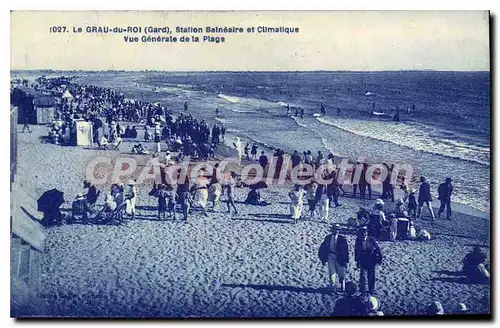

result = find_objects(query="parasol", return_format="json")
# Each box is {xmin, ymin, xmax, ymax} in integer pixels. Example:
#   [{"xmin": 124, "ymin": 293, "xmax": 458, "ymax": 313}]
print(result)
[{"xmin": 37, "ymin": 189, "xmax": 65, "ymax": 212}]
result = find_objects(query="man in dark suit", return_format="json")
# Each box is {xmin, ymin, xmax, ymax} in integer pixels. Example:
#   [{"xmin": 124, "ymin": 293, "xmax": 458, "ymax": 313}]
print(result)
[
  {"xmin": 417, "ymin": 176, "xmax": 435, "ymax": 220},
  {"xmin": 437, "ymin": 177, "xmax": 453, "ymax": 220},
  {"xmin": 319, "ymin": 223, "xmax": 349, "ymax": 292},
  {"xmin": 355, "ymin": 227, "xmax": 383, "ymax": 294}
]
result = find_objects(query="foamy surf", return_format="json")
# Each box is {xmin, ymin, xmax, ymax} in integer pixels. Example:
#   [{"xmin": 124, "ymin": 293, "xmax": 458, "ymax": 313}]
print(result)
[
  {"xmin": 218, "ymin": 93, "xmax": 240, "ymax": 103},
  {"xmin": 316, "ymin": 116, "xmax": 490, "ymax": 166}
]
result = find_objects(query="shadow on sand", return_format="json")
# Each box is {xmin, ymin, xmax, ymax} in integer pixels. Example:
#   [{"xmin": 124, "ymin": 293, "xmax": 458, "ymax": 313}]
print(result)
[
  {"xmin": 430, "ymin": 270, "xmax": 489, "ymax": 285},
  {"xmin": 231, "ymin": 216, "xmax": 291, "ymax": 225},
  {"xmin": 221, "ymin": 283, "xmax": 332, "ymax": 295}
]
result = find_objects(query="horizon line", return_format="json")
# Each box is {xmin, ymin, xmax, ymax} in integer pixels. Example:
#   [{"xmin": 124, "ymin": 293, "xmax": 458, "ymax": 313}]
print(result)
[{"xmin": 10, "ymin": 69, "xmax": 490, "ymax": 73}]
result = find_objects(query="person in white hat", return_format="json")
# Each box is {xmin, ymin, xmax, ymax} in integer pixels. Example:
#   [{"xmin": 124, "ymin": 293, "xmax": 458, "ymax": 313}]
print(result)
[
  {"xmin": 164, "ymin": 150, "xmax": 172, "ymax": 165},
  {"xmin": 364, "ymin": 295, "xmax": 384, "ymax": 316},
  {"xmin": 456, "ymin": 303, "xmax": 468, "ymax": 314},
  {"xmin": 427, "ymin": 301, "xmax": 444, "ymax": 315},
  {"xmin": 71, "ymin": 193, "xmax": 91, "ymax": 223},
  {"xmin": 124, "ymin": 179, "xmax": 137, "ymax": 220},
  {"xmin": 394, "ymin": 198, "xmax": 407, "ymax": 218},
  {"xmin": 369, "ymin": 199, "xmax": 386, "ymax": 239},
  {"xmin": 319, "ymin": 223, "xmax": 349, "ymax": 292}
]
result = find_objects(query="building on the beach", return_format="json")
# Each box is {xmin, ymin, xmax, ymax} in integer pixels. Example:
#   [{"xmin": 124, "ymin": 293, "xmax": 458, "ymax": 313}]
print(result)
[{"xmin": 11, "ymin": 87, "xmax": 57, "ymax": 125}]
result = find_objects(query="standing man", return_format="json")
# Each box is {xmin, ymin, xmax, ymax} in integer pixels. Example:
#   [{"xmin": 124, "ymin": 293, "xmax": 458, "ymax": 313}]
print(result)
[
  {"xmin": 21, "ymin": 113, "xmax": 32, "ymax": 133},
  {"xmin": 355, "ymin": 227, "xmax": 383, "ymax": 295},
  {"xmin": 437, "ymin": 177, "xmax": 453, "ymax": 220},
  {"xmin": 417, "ymin": 176, "xmax": 435, "ymax": 220},
  {"xmin": 225, "ymin": 172, "xmax": 238, "ymax": 215},
  {"xmin": 184, "ymin": 101, "xmax": 188, "ymax": 111},
  {"xmin": 258, "ymin": 151, "xmax": 269, "ymax": 170},
  {"xmin": 319, "ymin": 223, "xmax": 349, "ymax": 292},
  {"xmin": 291, "ymin": 150, "xmax": 302, "ymax": 169}
]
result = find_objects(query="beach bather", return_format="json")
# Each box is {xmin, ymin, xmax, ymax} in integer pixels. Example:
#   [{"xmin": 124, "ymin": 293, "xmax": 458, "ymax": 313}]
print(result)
[{"xmin": 288, "ymin": 184, "xmax": 305, "ymax": 223}]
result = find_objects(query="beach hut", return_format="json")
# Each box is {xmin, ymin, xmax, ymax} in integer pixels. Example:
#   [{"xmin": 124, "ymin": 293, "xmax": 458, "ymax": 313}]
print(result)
[
  {"xmin": 33, "ymin": 95, "xmax": 57, "ymax": 124},
  {"xmin": 11, "ymin": 87, "xmax": 57, "ymax": 124},
  {"xmin": 75, "ymin": 119, "xmax": 93, "ymax": 146}
]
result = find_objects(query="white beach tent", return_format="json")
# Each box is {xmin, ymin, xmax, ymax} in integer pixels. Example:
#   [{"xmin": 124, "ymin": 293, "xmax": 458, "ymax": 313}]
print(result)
[
  {"xmin": 75, "ymin": 119, "xmax": 93, "ymax": 146},
  {"xmin": 62, "ymin": 89, "xmax": 73, "ymax": 100}
]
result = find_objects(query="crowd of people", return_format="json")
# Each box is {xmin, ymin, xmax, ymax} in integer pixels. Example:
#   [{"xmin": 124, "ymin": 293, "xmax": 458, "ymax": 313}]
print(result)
[{"xmin": 27, "ymin": 76, "xmax": 488, "ymax": 317}]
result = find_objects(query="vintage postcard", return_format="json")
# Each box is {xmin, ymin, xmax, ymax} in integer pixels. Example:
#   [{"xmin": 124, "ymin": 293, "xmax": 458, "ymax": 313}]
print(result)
[{"xmin": 10, "ymin": 11, "xmax": 490, "ymax": 318}]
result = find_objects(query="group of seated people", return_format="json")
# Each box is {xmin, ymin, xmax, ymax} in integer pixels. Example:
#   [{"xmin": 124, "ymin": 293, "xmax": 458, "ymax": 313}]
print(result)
[
  {"xmin": 70, "ymin": 180, "xmax": 127, "ymax": 225},
  {"xmin": 99, "ymin": 134, "xmax": 122, "ymax": 150},
  {"xmin": 352, "ymin": 198, "xmax": 419, "ymax": 242},
  {"xmin": 48, "ymin": 121, "xmax": 72, "ymax": 145},
  {"xmin": 131, "ymin": 143, "xmax": 149, "ymax": 155}
]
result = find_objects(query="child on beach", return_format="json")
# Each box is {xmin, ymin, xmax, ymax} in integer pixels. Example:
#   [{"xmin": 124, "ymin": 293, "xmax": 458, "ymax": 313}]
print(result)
[
  {"xmin": 155, "ymin": 184, "xmax": 169, "ymax": 220},
  {"xmin": 306, "ymin": 181, "xmax": 318, "ymax": 219},
  {"xmin": 394, "ymin": 199, "xmax": 407, "ymax": 218},
  {"xmin": 165, "ymin": 184, "xmax": 178, "ymax": 220},
  {"xmin": 407, "ymin": 189, "xmax": 418, "ymax": 218}
]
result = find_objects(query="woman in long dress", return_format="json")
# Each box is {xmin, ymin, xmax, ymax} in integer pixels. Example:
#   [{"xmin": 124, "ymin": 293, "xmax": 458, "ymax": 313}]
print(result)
[
  {"xmin": 124, "ymin": 180, "xmax": 137, "ymax": 220},
  {"xmin": 191, "ymin": 175, "xmax": 209, "ymax": 216},
  {"xmin": 289, "ymin": 184, "xmax": 305, "ymax": 224},
  {"xmin": 233, "ymin": 137, "xmax": 242, "ymax": 164}
]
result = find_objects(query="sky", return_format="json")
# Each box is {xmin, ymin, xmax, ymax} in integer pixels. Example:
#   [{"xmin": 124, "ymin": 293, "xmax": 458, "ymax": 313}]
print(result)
[{"xmin": 10, "ymin": 10, "xmax": 490, "ymax": 71}]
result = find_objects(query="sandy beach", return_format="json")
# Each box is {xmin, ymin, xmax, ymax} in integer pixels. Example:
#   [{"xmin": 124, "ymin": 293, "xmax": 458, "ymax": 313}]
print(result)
[{"xmin": 15, "ymin": 124, "xmax": 490, "ymax": 317}]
